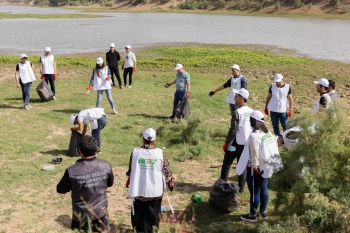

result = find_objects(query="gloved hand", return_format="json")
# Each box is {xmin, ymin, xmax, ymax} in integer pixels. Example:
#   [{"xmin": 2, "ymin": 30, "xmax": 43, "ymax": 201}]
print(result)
[
  {"xmin": 209, "ymin": 90, "xmax": 216, "ymax": 96},
  {"xmin": 86, "ymin": 85, "xmax": 92, "ymax": 91},
  {"xmin": 288, "ymin": 109, "xmax": 293, "ymax": 117},
  {"xmin": 70, "ymin": 127, "xmax": 75, "ymax": 132},
  {"xmin": 167, "ymin": 177, "xmax": 175, "ymax": 191},
  {"xmin": 186, "ymin": 92, "xmax": 190, "ymax": 97},
  {"xmin": 41, "ymin": 75, "xmax": 45, "ymax": 80},
  {"xmin": 253, "ymin": 167, "xmax": 263, "ymax": 176},
  {"xmin": 164, "ymin": 83, "xmax": 171, "ymax": 88},
  {"xmin": 126, "ymin": 179, "xmax": 130, "ymax": 188},
  {"xmin": 105, "ymin": 76, "xmax": 110, "ymax": 81},
  {"xmin": 264, "ymin": 107, "xmax": 269, "ymax": 115},
  {"xmin": 133, "ymin": 67, "xmax": 136, "ymax": 72},
  {"xmin": 54, "ymin": 74, "xmax": 57, "ymax": 80},
  {"xmin": 223, "ymin": 143, "xmax": 228, "ymax": 152}
]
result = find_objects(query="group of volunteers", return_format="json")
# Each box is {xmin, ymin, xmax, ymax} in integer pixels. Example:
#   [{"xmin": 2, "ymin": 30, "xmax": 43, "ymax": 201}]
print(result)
[{"xmin": 15, "ymin": 44, "xmax": 340, "ymax": 232}]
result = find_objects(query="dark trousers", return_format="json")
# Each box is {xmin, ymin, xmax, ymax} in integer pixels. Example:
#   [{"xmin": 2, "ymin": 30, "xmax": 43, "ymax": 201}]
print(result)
[
  {"xmin": 123, "ymin": 67, "xmax": 133, "ymax": 86},
  {"xmin": 270, "ymin": 111, "xmax": 288, "ymax": 136},
  {"xmin": 91, "ymin": 115, "xmax": 108, "ymax": 151},
  {"xmin": 131, "ymin": 198, "xmax": 162, "ymax": 233},
  {"xmin": 172, "ymin": 90, "xmax": 186, "ymax": 117},
  {"xmin": 19, "ymin": 79, "xmax": 32, "ymax": 106},
  {"xmin": 71, "ymin": 215, "xmax": 108, "ymax": 233},
  {"xmin": 109, "ymin": 66, "xmax": 121, "ymax": 86},
  {"xmin": 220, "ymin": 138, "xmax": 247, "ymax": 191},
  {"xmin": 43, "ymin": 74, "xmax": 55, "ymax": 95}
]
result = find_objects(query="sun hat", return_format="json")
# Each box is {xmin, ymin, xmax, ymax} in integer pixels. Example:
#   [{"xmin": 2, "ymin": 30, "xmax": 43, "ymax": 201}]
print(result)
[
  {"xmin": 230, "ymin": 64, "xmax": 240, "ymax": 71},
  {"xmin": 45, "ymin": 47, "xmax": 51, "ymax": 52},
  {"xmin": 314, "ymin": 78, "xmax": 329, "ymax": 87},
  {"xmin": 250, "ymin": 110, "xmax": 265, "ymax": 122},
  {"xmin": 143, "ymin": 128, "xmax": 156, "ymax": 141},
  {"xmin": 233, "ymin": 88, "xmax": 249, "ymax": 99},
  {"xmin": 96, "ymin": 57, "xmax": 103, "ymax": 64},
  {"xmin": 110, "ymin": 43, "xmax": 115, "ymax": 48},
  {"xmin": 20, "ymin": 54, "xmax": 27, "ymax": 58},
  {"xmin": 70, "ymin": 114, "xmax": 77, "ymax": 125},
  {"xmin": 125, "ymin": 45, "xmax": 131, "ymax": 49},
  {"xmin": 274, "ymin": 74, "xmax": 284, "ymax": 82},
  {"xmin": 174, "ymin": 64, "xmax": 183, "ymax": 70}
]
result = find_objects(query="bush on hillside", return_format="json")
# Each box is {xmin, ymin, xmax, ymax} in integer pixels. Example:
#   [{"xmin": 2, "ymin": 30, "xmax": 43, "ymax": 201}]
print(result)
[{"xmin": 178, "ymin": 0, "xmax": 198, "ymax": 9}]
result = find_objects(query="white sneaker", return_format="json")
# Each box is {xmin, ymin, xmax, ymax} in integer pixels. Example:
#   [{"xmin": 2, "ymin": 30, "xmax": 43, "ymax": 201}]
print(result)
[
  {"xmin": 27, "ymin": 105, "xmax": 33, "ymax": 109},
  {"xmin": 52, "ymin": 96, "xmax": 57, "ymax": 100},
  {"xmin": 128, "ymin": 85, "xmax": 132, "ymax": 88},
  {"xmin": 23, "ymin": 105, "xmax": 30, "ymax": 111},
  {"xmin": 112, "ymin": 109, "xmax": 118, "ymax": 115}
]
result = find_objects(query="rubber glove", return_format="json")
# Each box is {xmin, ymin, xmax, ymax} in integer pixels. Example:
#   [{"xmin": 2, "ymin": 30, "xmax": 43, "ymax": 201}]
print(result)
[
  {"xmin": 54, "ymin": 74, "xmax": 57, "ymax": 80},
  {"xmin": 133, "ymin": 67, "xmax": 136, "ymax": 72},
  {"xmin": 41, "ymin": 75, "xmax": 45, "ymax": 80},
  {"xmin": 167, "ymin": 177, "xmax": 175, "ymax": 191},
  {"xmin": 288, "ymin": 110, "xmax": 293, "ymax": 117},
  {"xmin": 223, "ymin": 143, "xmax": 228, "ymax": 152},
  {"xmin": 126, "ymin": 179, "xmax": 130, "ymax": 188},
  {"xmin": 186, "ymin": 92, "xmax": 191, "ymax": 97},
  {"xmin": 86, "ymin": 85, "xmax": 92, "ymax": 91},
  {"xmin": 70, "ymin": 127, "xmax": 75, "ymax": 132},
  {"xmin": 164, "ymin": 83, "xmax": 171, "ymax": 88},
  {"xmin": 105, "ymin": 76, "xmax": 110, "ymax": 81},
  {"xmin": 209, "ymin": 90, "xmax": 216, "ymax": 96},
  {"xmin": 253, "ymin": 167, "xmax": 263, "ymax": 176},
  {"xmin": 264, "ymin": 107, "xmax": 269, "ymax": 115}
]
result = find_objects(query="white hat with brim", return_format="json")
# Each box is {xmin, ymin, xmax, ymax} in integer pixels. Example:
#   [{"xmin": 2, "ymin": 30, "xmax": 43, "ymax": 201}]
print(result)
[
  {"xmin": 274, "ymin": 74, "xmax": 283, "ymax": 82},
  {"xmin": 143, "ymin": 128, "xmax": 156, "ymax": 141},
  {"xmin": 70, "ymin": 114, "xmax": 77, "ymax": 126},
  {"xmin": 125, "ymin": 45, "xmax": 131, "ymax": 49},
  {"xmin": 110, "ymin": 43, "xmax": 115, "ymax": 48},
  {"xmin": 96, "ymin": 57, "xmax": 103, "ymax": 64},
  {"xmin": 250, "ymin": 110, "xmax": 265, "ymax": 122},
  {"xmin": 313, "ymin": 78, "xmax": 329, "ymax": 87},
  {"xmin": 230, "ymin": 64, "xmax": 240, "ymax": 71},
  {"xmin": 45, "ymin": 47, "xmax": 51, "ymax": 52},
  {"xmin": 21, "ymin": 54, "xmax": 27, "ymax": 58},
  {"xmin": 233, "ymin": 88, "xmax": 249, "ymax": 100},
  {"xmin": 174, "ymin": 63, "xmax": 183, "ymax": 70}
]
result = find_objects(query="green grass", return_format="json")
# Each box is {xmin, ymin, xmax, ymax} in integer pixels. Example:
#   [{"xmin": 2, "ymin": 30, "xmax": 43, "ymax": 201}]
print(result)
[
  {"xmin": 0, "ymin": 45, "xmax": 349, "ymax": 232},
  {"xmin": 0, "ymin": 12, "xmax": 106, "ymax": 19}
]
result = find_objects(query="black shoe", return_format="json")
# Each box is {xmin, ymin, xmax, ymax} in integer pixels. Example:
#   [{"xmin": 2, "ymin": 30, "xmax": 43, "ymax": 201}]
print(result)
[
  {"xmin": 239, "ymin": 188, "xmax": 244, "ymax": 193},
  {"xmin": 169, "ymin": 115, "xmax": 176, "ymax": 119},
  {"xmin": 240, "ymin": 214, "xmax": 257, "ymax": 223},
  {"xmin": 258, "ymin": 212, "xmax": 268, "ymax": 219}
]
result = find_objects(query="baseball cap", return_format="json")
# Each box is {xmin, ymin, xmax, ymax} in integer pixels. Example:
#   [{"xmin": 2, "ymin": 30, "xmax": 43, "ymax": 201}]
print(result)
[
  {"xmin": 250, "ymin": 110, "xmax": 265, "ymax": 122},
  {"xmin": 230, "ymin": 64, "xmax": 240, "ymax": 71},
  {"xmin": 143, "ymin": 128, "xmax": 156, "ymax": 141},
  {"xmin": 233, "ymin": 88, "xmax": 249, "ymax": 99},
  {"xmin": 274, "ymin": 74, "xmax": 283, "ymax": 82},
  {"xmin": 96, "ymin": 57, "xmax": 103, "ymax": 64},
  {"xmin": 70, "ymin": 114, "xmax": 77, "ymax": 125},
  {"xmin": 45, "ymin": 47, "xmax": 51, "ymax": 52},
  {"xmin": 110, "ymin": 43, "xmax": 115, "ymax": 48},
  {"xmin": 20, "ymin": 54, "xmax": 27, "ymax": 58},
  {"xmin": 314, "ymin": 78, "xmax": 329, "ymax": 87},
  {"xmin": 174, "ymin": 63, "xmax": 183, "ymax": 70},
  {"xmin": 125, "ymin": 45, "xmax": 131, "ymax": 49}
]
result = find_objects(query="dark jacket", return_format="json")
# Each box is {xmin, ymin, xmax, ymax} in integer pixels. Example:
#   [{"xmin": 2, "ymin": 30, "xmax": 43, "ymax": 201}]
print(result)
[
  {"xmin": 106, "ymin": 50, "xmax": 121, "ymax": 68},
  {"xmin": 57, "ymin": 157, "xmax": 114, "ymax": 221}
]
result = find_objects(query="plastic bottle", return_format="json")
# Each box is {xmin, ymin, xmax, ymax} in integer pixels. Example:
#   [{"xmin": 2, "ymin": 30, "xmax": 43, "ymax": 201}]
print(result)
[
  {"xmin": 161, "ymin": 206, "xmax": 172, "ymax": 212},
  {"xmin": 227, "ymin": 145, "xmax": 236, "ymax": 152},
  {"xmin": 191, "ymin": 193, "xmax": 202, "ymax": 203}
]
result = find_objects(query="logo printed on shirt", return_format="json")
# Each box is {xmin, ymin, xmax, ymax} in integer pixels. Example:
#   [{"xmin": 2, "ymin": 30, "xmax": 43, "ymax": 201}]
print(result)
[
  {"xmin": 138, "ymin": 158, "xmax": 157, "ymax": 170},
  {"xmin": 262, "ymin": 131, "xmax": 274, "ymax": 145}
]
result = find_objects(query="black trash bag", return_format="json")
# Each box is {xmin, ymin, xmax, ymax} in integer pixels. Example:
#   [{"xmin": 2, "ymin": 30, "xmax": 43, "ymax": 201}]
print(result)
[
  {"xmin": 175, "ymin": 98, "xmax": 190, "ymax": 119},
  {"xmin": 209, "ymin": 178, "xmax": 239, "ymax": 213},
  {"xmin": 36, "ymin": 80, "xmax": 54, "ymax": 102},
  {"xmin": 68, "ymin": 130, "xmax": 82, "ymax": 157}
]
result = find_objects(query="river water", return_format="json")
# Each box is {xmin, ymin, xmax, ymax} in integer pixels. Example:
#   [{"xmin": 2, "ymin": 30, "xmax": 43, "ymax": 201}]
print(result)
[{"xmin": 0, "ymin": 5, "xmax": 349, "ymax": 62}]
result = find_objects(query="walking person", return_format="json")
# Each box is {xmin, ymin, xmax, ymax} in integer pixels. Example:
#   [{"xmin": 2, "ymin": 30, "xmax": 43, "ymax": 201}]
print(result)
[
  {"xmin": 264, "ymin": 74, "xmax": 293, "ymax": 136},
  {"xmin": 57, "ymin": 135, "xmax": 114, "ymax": 233},
  {"xmin": 15, "ymin": 54, "xmax": 36, "ymax": 110},
  {"xmin": 209, "ymin": 64, "xmax": 248, "ymax": 115},
  {"xmin": 220, "ymin": 88, "xmax": 253, "ymax": 193},
  {"xmin": 39, "ymin": 47, "xmax": 57, "ymax": 100},
  {"xmin": 126, "ymin": 128, "xmax": 174, "ymax": 233},
  {"xmin": 106, "ymin": 43, "xmax": 123, "ymax": 89},
  {"xmin": 164, "ymin": 63, "xmax": 191, "ymax": 119},
  {"xmin": 86, "ymin": 57, "xmax": 118, "ymax": 115},
  {"xmin": 70, "ymin": 107, "xmax": 108, "ymax": 153},
  {"xmin": 312, "ymin": 78, "xmax": 332, "ymax": 114},
  {"xmin": 240, "ymin": 110, "xmax": 282, "ymax": 223},
  {"xmin": 328, "ymin": 80, "xmax": 340, "ymax": 101},
  {"xmin": 122, "ymin": 45, "xmax": 136, "ymax": 88}
]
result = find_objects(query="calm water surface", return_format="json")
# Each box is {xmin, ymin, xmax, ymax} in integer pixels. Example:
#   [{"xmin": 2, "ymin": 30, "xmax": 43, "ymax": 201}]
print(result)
[{"xmin": 0, "ymin": 6, "xmax": 349, "ymax": 62}]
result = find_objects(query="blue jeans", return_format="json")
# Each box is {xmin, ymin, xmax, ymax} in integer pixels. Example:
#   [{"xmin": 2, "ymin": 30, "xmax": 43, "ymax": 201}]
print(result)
[
  {"xmin": 91, "ymin": 115, "xmax": 108, "ymax": 151},
  {"xmin": 171, "ymin": 90, "xmax": 186, "ymax": 117},
  {"xmin": 19, "ymin": 79, "xmax": 32, "ymax": 106},
  {"xmin": 96, "ymin": 89, "xmax": 115, "ymax": 110},
  {"xmin": 43, "ymin": 74, "xmax": 55, "ymax": 95},
  {"xmin": 246, "ymin": 167, "xmax": 269, "ymax": 216},
  {"xmin": 270, "ymin": 111, "xmax": 288, "ymax": 136}
]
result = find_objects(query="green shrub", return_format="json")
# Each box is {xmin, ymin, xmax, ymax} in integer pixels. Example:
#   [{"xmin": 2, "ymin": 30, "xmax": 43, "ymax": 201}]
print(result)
[
  {"xmin": 197, "ymin": 0, "xmax": 211, "ymax": 9},
  {"xmin": 213, "ymin": 0, "xmax": 225, "ymax": 9},
  {"xmin": 104, "ymin": 1, "xmax": 113, "ymax": 6},
  {"xmin": 293, "ymin": 0, "xmax": 304, "ymax": 8},
  {"xmin": 262, "ymin": 0, "xmax": 273, "ymax": 7},
  {"xmin": 308, "ymin": 2, "xmax": 312, "ymax": 9},
  {"xmin": 252, "ymin": 2, "xmax": 263, "ymax": 10},
  {"xmin": 274, "ymin": 1, "xmax": 280, "ymax": 10},
  {"xmin": 178, "ymin": 0, "xmax": 198, "ymax": 9}
]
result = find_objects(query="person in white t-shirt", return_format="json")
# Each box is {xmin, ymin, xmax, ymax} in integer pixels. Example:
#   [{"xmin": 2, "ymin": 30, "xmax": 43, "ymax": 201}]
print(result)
[
  {"xmin": 264, "ymin": 74, "xmax": 293, "ymax": 136},
  {"xmin": 327, "ymin": 80, "xmax": 340, "ymax": 101},
  {"xmin": 15, "ymin": 54, "xmax": 36, "ymax": 110},
  {"xmin": 312, "ymin": 78, "xmax": 332, "ymax": 114},
  {"xmin": 122, "ymin": 45, "xmax": 136, "ymax": 88},
  {"xmin": 39, "ymin": 47, "xmax": 57, "ymax": 99},
  {"xmin": 86, "ymin": 57, "xmax": 118, "ymax": 115},
  {"xmin": 70, "ymin": 108, "xmax": 108, "ymax": 153}
]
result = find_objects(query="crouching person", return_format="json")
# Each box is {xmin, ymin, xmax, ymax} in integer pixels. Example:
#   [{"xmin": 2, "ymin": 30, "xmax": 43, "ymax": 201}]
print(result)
[
  {"xmin": 57, "ymin": 136, "xmax": 114, "ymax": 232},
  {"xmin": 126, "ymin": 128, "xmax": 174, "ymax": 233}
]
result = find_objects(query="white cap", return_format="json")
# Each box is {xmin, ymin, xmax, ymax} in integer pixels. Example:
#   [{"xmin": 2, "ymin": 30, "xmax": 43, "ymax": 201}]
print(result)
[
  {"xmin": 233, "ymin": 88, "xmax": 249, "ymax": 99},
  {"xmin": 230, "ymin": 64, "xmax": 240, "ymax": 71},
  {"xmin": 96, "ymin": 57, "xmax": 103, "ymax": 64},
  {"xmin": 125, "ymin": 45, "xmax": 131, "ymax": 49},
  {"xmin": 250, "ymin": 110, "xmax": 265, "ymax": 122},
  {"xmin": 110, "ymin": 43, "xmax": 115, "ymax": 48},
  {"xmin": 45, "ymin": 47, "xmax": 51, "ymax": 52},
  {"xmin": 20, "ymin": 54, "xmax": 27, "ymax": 58},
  {"xmin": 143, "ymin": 128, "xmax": 156, "ymax": 141},
  {"xmin": 314, "ymin": 78, "xmax": 329, "ymax": 87},
  {"xmin": 70, "ymin": 114, "xmax": 77, "ymax": 125},
  {"xmin": 274, "ymin": 74, "xmax": 283, "ymax": 82},
  {"xmin": 174, "ymin": 63, "xmax": 183, "ymax": 70}
]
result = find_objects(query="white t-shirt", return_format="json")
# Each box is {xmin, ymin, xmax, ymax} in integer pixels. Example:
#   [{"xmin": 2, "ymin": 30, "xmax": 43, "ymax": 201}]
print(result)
[
  {"xmin": 124, "ymin": 52, "xmax": 136, "ymax": 68},
  {"xmin": 40, "ymin": 54, "xmax": 55, "ymax": 74}
]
